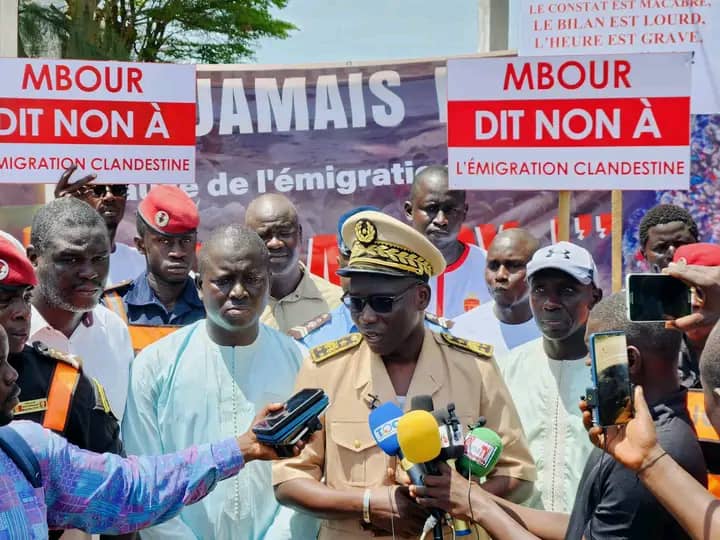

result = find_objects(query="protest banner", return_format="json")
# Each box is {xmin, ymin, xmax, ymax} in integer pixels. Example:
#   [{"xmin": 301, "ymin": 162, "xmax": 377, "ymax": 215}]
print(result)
[
  {"xmin": 518, "ymin": 0, "xmax": 720, "ymax": 114},
  {"xmin": 0, "ymin": 58, "xmax": 196, "ymax": 184},
  {"xmin": 447, "ymin": 53, "xmax": 692, "ymax": 191},
  {"xmin": 0, "ymin": 56, "xmax": 716, "ymax": 307}
]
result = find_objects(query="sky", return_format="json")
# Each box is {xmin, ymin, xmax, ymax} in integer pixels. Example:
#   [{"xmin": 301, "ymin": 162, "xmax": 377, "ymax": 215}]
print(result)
[{"xmin": 252, "ymin": 0, "xmax": 480, "ymax": 65}]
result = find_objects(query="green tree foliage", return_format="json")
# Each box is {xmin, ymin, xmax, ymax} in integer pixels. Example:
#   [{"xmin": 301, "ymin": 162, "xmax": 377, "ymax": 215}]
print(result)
[{"xmin": 18, "ymin": 0, "xmax": 296, "ymax": 63}]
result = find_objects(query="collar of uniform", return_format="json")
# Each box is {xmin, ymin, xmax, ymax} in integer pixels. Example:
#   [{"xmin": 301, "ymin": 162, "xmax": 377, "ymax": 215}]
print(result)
[
  {"xmin": 273, "ymin": 262, "xmax": 325, "ymax": 303},
  {"xmin": 125, "ymin": 270, "xmax": 202, "ymax": 309},
  {"xmin": 352, "ymin": 328, "xmax": 444, "ymax": 404}
]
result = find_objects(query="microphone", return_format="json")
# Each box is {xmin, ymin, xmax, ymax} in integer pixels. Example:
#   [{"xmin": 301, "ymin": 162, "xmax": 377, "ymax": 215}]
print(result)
[
  {"xmin": 368, "ymin": 402, "xmax": 425, "ymax": 485},
  {"xmin": 433, "ymin": 403, "xmax": 465, "ymax": 461},
  {"xmin": 456, "ymin": 425, "xmax": 504, "ymax": 479},
  {"xmin": 410, "ymin": 394, "xmax": 435, "ymax": 412},
  {"xmin": 397, "ymin": 410, "xmax": 444, "ymax": 540},
  {"xmin": 397, "ymin": 410, "xmax": 442, "ymax": 466}
]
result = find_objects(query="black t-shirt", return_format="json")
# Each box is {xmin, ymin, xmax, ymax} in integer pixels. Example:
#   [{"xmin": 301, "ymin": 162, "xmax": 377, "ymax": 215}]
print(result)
[{"xmin": 565, "ymin": 388, "xmax": 707, "ymax": 540}]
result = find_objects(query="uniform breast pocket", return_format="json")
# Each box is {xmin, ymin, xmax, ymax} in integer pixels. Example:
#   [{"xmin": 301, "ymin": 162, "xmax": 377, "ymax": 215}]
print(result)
[{"xmin": 329, "ymin": 421, "xmax": 387, "ymax": 488}]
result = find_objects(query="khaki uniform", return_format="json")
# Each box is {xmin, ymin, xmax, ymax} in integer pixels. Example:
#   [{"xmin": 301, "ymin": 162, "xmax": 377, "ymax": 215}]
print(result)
[
  {"xmin": 261, "ymin": 263, "xmax": 343, "ymax": 332},
  {"xmin": 273, "ymin": 329, "xmax": 536, "ymax": 539}
]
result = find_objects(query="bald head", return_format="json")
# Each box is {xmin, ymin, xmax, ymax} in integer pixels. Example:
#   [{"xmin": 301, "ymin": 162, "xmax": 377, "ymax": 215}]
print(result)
[
  {"xmin": 489, "ymin": 229, "xmax": 540, "ymax": 256},
  {"xmin": 245, "ymin": 193, "xmax": 302, "ymax": 278},
  {"xmin": 405, "ymin": 165, "xmax": 467, "ymax": 254},
  {"xmin": 198, "ymin": 224, "xmax": 269, "ymax": 278},
  {"xmin": 485, "ymin": 228, "xmax": 540, "ymax": 310},
  {"xmin": 246, "ymin": 193, "xmax": 299, "ymax": 225}
]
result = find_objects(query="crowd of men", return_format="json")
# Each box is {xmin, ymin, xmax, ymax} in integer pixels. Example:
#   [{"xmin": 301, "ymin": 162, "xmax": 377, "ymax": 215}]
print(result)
[{"xmin": 0, "ymin": 163, "xmax": 719, "ymax": 540}]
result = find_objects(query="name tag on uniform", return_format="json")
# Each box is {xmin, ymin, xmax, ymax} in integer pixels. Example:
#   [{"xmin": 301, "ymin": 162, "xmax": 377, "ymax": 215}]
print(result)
[{"xmin": 13, "ymin": 398, "xmax": 48, "ymax": 415}]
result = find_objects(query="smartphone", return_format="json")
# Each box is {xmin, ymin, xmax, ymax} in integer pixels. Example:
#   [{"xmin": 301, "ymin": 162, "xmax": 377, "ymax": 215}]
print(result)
[
  {"xmin": 626, "ymin": 273, "xmax": 692, "ymax": 322},
  {"xmin": 252, "ymin": 388, "xmax": 329, "ymax": 446},
  {"xmin": 589, "ymin": 331, "xmax": 633, "ymax": 427}
]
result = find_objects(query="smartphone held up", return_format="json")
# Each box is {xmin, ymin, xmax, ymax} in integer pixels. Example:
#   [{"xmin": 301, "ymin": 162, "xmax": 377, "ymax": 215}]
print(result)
[{"xmin": 586, "ymin": 332, "xmax": 634, "ymax": 428}]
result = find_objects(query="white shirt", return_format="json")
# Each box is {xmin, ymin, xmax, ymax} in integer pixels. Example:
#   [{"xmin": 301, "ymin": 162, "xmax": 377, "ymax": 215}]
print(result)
[
  {"xmin": 108, "ymin": 242, "xmax": 145, "ymax": 286},
  {"xmin": 499, "ymin": 338, "xmax": 594, "ymax": 513},
  {"xmin": 29, "ymin": 304, "xmax": 133, "ymax": 420},
  {"xmin": 452, "ymin": 301, "xmax": 542, "ymax": 358},
  {"xmin": 428, "ymin": 243, "xmax": 492, "ymax": 319}
]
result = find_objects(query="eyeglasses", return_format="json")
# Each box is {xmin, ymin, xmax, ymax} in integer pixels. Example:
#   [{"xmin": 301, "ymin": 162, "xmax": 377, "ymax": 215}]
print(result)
[
  {"xmin": 82, "ymin": 184, "xmax": 129, "ymax": 198},
  {"xmin": 341, "ymin": 283, "xmax": 418, "ymax": 314}
]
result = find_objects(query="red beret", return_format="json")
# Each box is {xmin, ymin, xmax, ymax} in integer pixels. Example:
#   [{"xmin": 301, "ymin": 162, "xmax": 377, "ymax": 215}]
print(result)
[
  {"xmin": 0, "ymin": 236, "xmax": 37, "ymax": 287},
  {"xmin": 673, "ymin": 243, "xmax": 720, "ymax": 267},
  {"xmin": 138, "ymin": 186, "xmax": 199, "ymax": 236}
]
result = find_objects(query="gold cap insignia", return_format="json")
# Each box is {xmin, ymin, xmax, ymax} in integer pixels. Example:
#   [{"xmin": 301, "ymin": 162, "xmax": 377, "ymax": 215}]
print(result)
[{"xmin": 355, "ymin": 218, "xmax": 377, "ymax": 246}]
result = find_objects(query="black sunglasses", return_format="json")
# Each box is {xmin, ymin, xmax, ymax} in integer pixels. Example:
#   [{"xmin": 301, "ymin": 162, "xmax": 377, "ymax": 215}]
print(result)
[
  {"xmin": 342, "ymin": 283, "xmax": 418, "ymax": 314},
  {"xmin": 83, "ymin": 184, "xmax": 129, "ymax": 198}
]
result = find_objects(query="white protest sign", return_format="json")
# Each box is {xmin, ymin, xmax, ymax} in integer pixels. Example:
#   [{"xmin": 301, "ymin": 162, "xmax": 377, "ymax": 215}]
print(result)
[
  {"xmin": 0, "ymin": 58, "xmax": 196, "ymax": 184},
  {"xmin": 518, "ymin": 0, "xmax": 719, "ymax": 114},
  {"xmin": 447, "ymin": 53, "xmax": 691, "ymax": 190}
]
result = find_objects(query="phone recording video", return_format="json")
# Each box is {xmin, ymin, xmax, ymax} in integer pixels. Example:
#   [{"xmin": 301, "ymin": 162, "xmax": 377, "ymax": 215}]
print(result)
[
  {"xmin": 590, "ymin": 332, "xmax": 633, "ymax": 427},
  {"xmin": 626, "ymin": 273, "xmax": 692, "ymax": 322}
]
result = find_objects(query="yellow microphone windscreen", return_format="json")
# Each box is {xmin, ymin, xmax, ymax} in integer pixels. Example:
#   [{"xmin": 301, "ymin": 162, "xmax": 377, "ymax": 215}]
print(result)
[{"xmin": 397, "ymin": 410, "xmax": 441, "ymax": 464}]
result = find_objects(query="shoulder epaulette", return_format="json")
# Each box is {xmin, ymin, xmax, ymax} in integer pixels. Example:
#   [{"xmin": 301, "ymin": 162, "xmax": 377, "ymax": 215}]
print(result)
[
  {"xmin": 91, "ymin": 378, "xmax": 113, "ymax": 415},
  {"xmin": 424, "ymin": 311, "xmax": 454, "ymax": 330},
  {"xmin": 32, "ymin": 341, "xmax": 82, "ymax": 370},
  {"xmin": 438, "ymin": 333, "xmax": 493, "ymax": 358},
  {"xmin": 310, "ymin": 333, "xmax": 363, "ymax": 364},
  {"xmin": 103, "ymin": 279, "xmax": 133, "ymax": 295},
  {"xmin": 287, "ymin": 313, "xmax": 332, "ymax": 340}
]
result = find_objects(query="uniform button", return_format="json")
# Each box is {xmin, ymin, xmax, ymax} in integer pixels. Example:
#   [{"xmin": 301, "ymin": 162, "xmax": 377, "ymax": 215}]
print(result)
[{"xmin": 354, "ymin": 439, "xmax": 361, "ymax": 449}]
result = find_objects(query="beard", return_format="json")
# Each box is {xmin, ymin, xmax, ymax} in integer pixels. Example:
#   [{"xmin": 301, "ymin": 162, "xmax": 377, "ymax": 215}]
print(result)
[{"xmin": 36, "ymin": 276, "xmax": 94, "ymax": 314}]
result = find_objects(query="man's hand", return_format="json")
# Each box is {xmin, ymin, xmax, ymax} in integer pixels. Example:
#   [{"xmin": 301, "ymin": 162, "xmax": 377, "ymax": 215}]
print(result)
[
  {"xmin": 663, "ymin": 262, "xmax": 720, "ymax": 333},
  {"xmin": 409, "ymin": 462, "xmax": 476, "ymax": 519},
  {"xmin": 579, "ymin": 386, "xmax": 663, "ymax": 472},
  {"xmin": 236, "ymin": 403, "xmax": 306, "ymax": 462},
  {"xmin": 55, "ymin": 164, "xmax": 97, "ymax": 198},
  {"xmin": 367, "ymin": 485, "xmax": 430, "ymax": 537}
]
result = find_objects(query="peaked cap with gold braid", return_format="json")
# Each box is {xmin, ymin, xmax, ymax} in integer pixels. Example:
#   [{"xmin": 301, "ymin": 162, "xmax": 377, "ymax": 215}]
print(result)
[{"xmin": 338, "ymin": 211, "xmax": 446, "ymax": 281}]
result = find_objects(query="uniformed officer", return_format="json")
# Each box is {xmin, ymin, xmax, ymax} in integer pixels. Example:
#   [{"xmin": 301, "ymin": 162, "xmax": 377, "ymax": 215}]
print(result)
[
  {"xmin": 273, "ymin": 210, "xmax": 536, "ymax": 540},
  {"xmin": 288, "ymin": 206, "xmax": 454, "ymax": 348},
  {"xmin": 0, "ymin": 234, "xmax": 123, "ymax": 539},
  {"xmin": 103, "ymin": 185, "xmax": 204, "ymax": 353}
]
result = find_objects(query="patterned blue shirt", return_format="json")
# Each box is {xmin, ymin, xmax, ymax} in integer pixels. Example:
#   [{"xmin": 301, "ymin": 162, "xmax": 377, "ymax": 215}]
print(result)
[
  {"xmin": 122, "ymin": 271, "xmax": 205, "ymax": 326},
  {"xmin": 0, "ymin": 420, "xmax": 243, "ymax": 538}
]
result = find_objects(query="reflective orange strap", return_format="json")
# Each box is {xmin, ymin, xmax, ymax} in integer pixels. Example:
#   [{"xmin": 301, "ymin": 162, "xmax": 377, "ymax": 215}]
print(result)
[
  {"xmin": 43, "ymin": 363, "xmax": 80, "ymax": 432},
  {"xmin": 129, "ymin": 325, "xmax": 181, "ymax": 354},
  {"xmin": 104, "ymin": 291, "xmax": 129, "ymax": 324}
]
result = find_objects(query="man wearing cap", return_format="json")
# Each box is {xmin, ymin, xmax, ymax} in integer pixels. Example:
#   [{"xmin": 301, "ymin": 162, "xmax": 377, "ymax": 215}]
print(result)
[
  {"xmin": 673, "ymin": 243, "xmax": 720, "ymax": 388},
  {"xmin": 103, "ymin": 185, "xmax": 205, "ymax": 353},
  {"xmin": 498, "ymin": 241, "xmax": 603, "ymax": 513},
  {"xmin": 27, "ymin": 198, "xmax": 133, "ymax": 422},
  {"xmin": 273, "ymin": 210, "xmax": 535, "ymax": 540},
  {"xmin": 0, "ymin": 234, "xmax": 123, "ymax": 539},
  {"xmin": 122, "ymin": 224, "xmax": 317, "ymax": 540},
  {"xmin": 245, "ymin": 193, "xmax": 342, "ymax": 333},
  {"xmin": 55, "ymin": 165, "xmax": 145, "ymax": 287},
  {"xmin": 404, "ymin": 165, "xmax": 491, "ymax": 318},
  {"xmin": 290, "ymin": 207, "xmax": 454, "ymax": 349}
]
